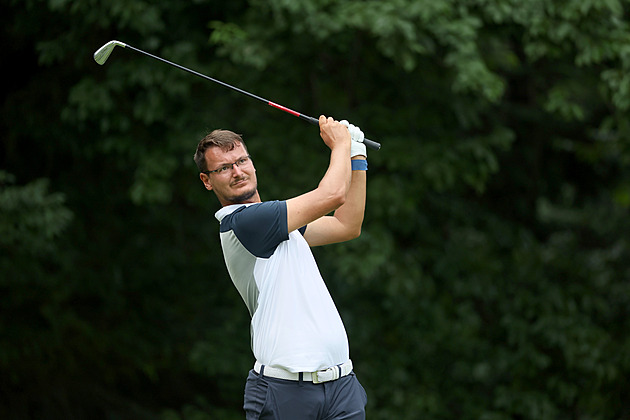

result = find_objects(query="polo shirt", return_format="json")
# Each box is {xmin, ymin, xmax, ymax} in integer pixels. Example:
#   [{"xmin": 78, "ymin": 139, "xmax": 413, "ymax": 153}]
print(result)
[{"xmin": 215, "ymin": 200, "xmax": 349, "ymax": 372}]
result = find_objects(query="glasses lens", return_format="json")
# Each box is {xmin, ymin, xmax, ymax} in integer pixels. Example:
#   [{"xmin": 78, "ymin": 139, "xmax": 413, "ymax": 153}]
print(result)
[{"xmin": 209, "ymin": 156, "xmax": 251, "ymax": 175}]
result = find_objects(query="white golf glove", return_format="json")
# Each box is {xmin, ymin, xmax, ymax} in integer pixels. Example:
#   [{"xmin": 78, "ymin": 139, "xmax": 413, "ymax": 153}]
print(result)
[{"xmin": 340, "ymin": 120, "xmax": 366, "ymax": 158}]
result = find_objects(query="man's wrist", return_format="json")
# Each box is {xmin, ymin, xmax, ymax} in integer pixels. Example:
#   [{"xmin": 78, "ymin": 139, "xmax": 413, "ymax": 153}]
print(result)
[{"xmin": 351, "ymin": 159, "xmax": 368, "ymax": 171}]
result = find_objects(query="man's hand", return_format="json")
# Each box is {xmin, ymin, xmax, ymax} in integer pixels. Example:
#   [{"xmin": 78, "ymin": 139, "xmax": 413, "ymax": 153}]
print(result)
[
  {"xmin": 340, "ymin": 120, "xmax": 366, "ymax": 158},
  {"xmin": 319, "ymin": 115, "xmax": 351, "ymax": 151}
]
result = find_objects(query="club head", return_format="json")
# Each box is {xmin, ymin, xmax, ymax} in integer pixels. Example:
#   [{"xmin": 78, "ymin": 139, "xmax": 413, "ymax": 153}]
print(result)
[{"xmin": 93, "ymin": 40, "xmax": 126, "ymax": 65}]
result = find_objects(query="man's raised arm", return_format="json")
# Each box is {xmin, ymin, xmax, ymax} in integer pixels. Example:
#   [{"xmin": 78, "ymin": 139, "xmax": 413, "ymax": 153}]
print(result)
[
  {"xmin": 302, "ymin": 120, "xmax": 367, "ymax": 247},
  {"xmin": 285, "ymin": 116, "xmax": 352, "ymax": 234}
]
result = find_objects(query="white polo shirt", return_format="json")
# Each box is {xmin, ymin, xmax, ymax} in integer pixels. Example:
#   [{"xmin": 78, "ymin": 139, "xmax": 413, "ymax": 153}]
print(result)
[{"xmin": 215, "ymin": 201, "xmax": 349, "ymax": 372}]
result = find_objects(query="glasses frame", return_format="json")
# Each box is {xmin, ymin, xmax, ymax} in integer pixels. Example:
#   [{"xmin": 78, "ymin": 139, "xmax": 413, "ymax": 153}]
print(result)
[{"xmin": 203, "ymin": 155, "xmax": 252, "ymax": 176}]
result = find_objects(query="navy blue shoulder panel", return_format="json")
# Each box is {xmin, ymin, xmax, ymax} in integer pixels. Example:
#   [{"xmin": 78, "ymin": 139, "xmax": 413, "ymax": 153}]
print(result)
[{"xmin": 220, "ymin": 201, "xmax": 289, "ymax": 258}]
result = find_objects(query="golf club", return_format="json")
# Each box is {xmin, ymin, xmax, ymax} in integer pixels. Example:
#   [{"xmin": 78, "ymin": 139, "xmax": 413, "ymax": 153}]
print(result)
[{"xmin": 94, "ymin": 40, "xmax": 381, "ymax": 150}]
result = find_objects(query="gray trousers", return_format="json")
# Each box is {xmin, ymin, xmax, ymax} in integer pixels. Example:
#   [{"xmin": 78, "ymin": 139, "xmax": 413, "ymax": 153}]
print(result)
[{"xmin": 244, "ymin": 369, "xmax": 368, "ymax": 419}]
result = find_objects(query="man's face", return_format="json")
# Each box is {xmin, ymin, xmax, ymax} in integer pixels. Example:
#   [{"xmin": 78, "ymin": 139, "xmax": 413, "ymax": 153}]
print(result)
[{"xmin": 200, "ymin": 142, "xmax": 259, "ymax": 206}]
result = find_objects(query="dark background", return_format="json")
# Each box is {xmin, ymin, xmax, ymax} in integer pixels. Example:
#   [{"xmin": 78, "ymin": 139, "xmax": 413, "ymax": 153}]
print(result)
[{"xmin": 1, "ymin": 1, "xmax": 629, "ymax": 419}]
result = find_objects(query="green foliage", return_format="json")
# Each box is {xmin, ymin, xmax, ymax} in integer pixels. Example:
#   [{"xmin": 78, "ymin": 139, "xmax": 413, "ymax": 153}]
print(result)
[
  {"xmin": 0, "ymin": 172, "xmax": 73, "ymax": 255},
  {"xmin": 2, "ymin": 0, "xmax": 630, "ymax": 418}
]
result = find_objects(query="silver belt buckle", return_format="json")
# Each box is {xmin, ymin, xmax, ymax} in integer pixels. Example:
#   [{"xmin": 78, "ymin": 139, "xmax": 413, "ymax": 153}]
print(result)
[
  {"xmin": 312, "ymin": 365, "xmax": 341, "ymax": 384},
  {"xmin": 312, "ymin": 371, "xmax": 323, "ymax": 384}
]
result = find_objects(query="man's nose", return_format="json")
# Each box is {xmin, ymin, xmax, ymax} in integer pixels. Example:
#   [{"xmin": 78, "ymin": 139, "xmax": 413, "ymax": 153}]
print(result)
[{"xmin": 231, "ymin": 163, "xmax": 244, "ymax": 176}]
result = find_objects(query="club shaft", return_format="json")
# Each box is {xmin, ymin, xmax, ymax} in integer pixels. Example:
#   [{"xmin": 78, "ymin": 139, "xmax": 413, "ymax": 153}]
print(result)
[{"xmin": 123, "ymin": 44, "xmax": 381, "ymax": 150}]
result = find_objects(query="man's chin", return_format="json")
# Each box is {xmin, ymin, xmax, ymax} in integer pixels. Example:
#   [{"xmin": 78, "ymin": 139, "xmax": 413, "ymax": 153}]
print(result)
[{"xmin": 227, "ymin": 186, "xmax": 257, "ymax": 204}]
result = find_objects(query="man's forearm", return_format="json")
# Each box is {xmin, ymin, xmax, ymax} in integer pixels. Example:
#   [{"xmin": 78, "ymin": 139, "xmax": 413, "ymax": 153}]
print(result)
[
  {"xmin": 331, "ymin": 157, "xmax": 366, "ymax": 238},
  {"xmin": 317, "ymin": 145, "xmax": 352, "ymax": 202}
]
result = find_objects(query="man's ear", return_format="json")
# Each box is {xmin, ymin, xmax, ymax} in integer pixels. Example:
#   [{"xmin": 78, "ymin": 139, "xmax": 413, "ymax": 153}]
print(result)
[{"xmin": 200, "ymin": 173, "xmax": 213, "ymax": 191}]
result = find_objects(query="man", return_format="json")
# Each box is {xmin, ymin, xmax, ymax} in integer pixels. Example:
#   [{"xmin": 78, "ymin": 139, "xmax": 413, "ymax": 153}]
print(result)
[{"xmin": 193, "ymin": 115, "xmax": 368, "ymax": 419}]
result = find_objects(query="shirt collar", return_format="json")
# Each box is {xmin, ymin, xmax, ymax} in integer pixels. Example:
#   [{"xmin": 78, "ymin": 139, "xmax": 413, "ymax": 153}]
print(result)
[{"xmin": 214, "ymin": 203, "xmax": 259, "ymax": 222}]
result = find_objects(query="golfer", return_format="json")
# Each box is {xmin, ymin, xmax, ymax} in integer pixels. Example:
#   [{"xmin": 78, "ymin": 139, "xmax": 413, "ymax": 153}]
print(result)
[{"xmin": 194, "ymin": 115, "xmax": 368, "ymax": 419}]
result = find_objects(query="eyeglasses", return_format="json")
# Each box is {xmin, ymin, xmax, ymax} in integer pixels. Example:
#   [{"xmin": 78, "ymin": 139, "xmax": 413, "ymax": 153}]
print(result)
[{"xmin": 203, "ymin": 155, "xmax": 252, "ymax": 175}]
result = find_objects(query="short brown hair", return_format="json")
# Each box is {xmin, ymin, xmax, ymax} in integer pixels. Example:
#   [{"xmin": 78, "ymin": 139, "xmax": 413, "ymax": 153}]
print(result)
[{"xmin": 193, "ymin": 129, "xmax": 247, "ymax": 173}]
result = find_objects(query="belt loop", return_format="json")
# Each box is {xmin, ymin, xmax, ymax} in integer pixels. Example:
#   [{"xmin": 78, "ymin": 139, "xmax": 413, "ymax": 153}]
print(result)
[
  {"xmin": 259, "ymin": 365, "xmax": 265, "ymax": 384},
  {"xmin": 298, "ymin": 372, "xmax": 304, "ymax": 387}
]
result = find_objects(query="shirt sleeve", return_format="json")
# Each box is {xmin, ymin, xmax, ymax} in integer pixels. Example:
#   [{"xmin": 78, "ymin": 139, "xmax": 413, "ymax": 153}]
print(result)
[{"xmin": 220, "ymin": 201, "xmax": 289, "ymax": 258}]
